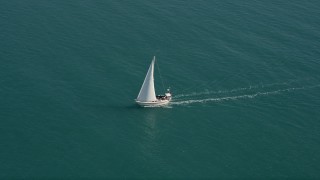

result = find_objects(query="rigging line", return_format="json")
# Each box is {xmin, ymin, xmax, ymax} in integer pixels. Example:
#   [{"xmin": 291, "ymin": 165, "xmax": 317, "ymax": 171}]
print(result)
[{"xmin": 156, "ymin": 57, "xmax": 166, "ymax": 93}]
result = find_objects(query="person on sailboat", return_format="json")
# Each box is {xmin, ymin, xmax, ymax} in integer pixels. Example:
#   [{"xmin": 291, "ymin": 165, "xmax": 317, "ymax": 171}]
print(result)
[{"xmin": 164, "ymin": 88, "xmax": 172, "ymax": 100}]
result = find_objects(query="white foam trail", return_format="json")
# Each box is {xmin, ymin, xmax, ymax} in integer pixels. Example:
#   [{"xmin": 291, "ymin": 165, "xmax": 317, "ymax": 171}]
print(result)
[
  {"xmin": 171, "ymin": 85, "xmax": 320, "ymax": 106},
  {"xmin": 174, "ymin": 87, "xmax": 255, "ymax": 98},
  {"xmin": 174, "ymin": 79, "xmax": 307, "ymax": 99},
  {"xmin": 171, "ymin": 92, "xmax": 276, "ymax": 105}
]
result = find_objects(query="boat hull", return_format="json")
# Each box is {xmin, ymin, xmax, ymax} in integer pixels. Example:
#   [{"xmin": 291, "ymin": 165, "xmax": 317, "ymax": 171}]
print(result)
[{"xmin": 135, "ymin": 100, "xmax": 170, "ymax": 107}]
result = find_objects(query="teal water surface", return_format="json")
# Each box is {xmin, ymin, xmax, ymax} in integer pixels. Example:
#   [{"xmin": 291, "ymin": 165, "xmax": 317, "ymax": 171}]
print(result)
[{"xmin": 1, "ymin": 0, "xmax": 320, "ymax": 178}]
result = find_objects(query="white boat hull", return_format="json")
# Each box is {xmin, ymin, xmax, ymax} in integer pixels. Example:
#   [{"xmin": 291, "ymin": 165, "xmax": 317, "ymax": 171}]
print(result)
[{"xmin": 136, "ymin": 99, "xmax": 170, "ymax": 107}]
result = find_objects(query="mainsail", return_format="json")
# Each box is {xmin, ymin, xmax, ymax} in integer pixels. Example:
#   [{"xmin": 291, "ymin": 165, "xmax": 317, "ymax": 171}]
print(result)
[{"xmin": 136, "ymin": 57, "xmax": 157, "ymax": 102}]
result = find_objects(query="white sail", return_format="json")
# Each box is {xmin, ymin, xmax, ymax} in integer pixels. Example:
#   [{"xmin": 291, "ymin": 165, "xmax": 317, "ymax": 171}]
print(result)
[{"xmin": 136, "ymin": 57, "xmax": 157, "ymax": 102}]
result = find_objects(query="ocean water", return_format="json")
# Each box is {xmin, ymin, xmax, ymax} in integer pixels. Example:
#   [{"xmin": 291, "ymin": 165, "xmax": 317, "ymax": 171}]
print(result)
[{"xmin": 1, "ymin": 0, "xmax": 320, "ymax": 178}]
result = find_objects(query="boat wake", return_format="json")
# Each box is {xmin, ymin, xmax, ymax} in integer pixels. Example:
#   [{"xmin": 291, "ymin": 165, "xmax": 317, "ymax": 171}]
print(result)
[
  {"xmin": 171, "ymin": 84, "xmax": 320, "ymax": 106},
  {"xmin": 174, "ymin": 79, "xmax": 306, "ymax": 98}
]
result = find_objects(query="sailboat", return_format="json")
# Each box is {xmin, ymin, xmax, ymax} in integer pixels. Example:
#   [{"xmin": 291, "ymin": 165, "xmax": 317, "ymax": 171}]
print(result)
[{"xmin": 135, "ymin": 56, "xmax": 172, "ymax": 107}]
